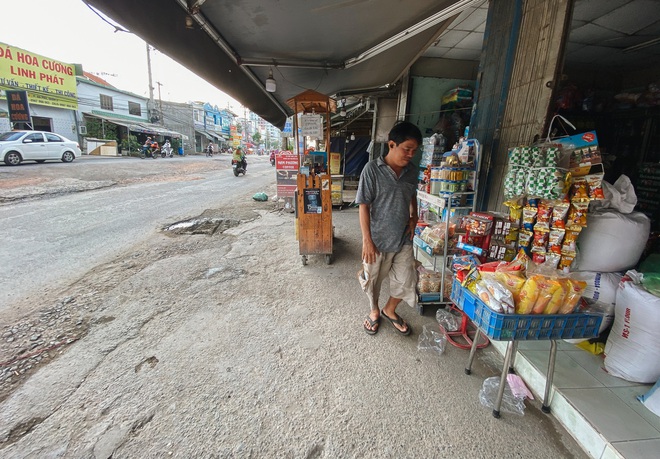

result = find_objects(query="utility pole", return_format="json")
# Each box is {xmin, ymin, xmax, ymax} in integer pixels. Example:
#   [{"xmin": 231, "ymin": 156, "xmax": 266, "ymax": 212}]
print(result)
[
  {"xmin": 146, "ymin": 43, "xmax": 155, "ymax": 122},
  {"xmin": 156, "ymin": 81, "xmax": 164, "ymax": 125}
]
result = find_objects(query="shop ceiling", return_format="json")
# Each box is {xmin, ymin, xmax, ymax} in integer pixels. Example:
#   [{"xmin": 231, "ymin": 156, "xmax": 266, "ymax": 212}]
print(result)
[{"xmin": 86, "ymin": 0, "xmax": 659, "ymax": 129}]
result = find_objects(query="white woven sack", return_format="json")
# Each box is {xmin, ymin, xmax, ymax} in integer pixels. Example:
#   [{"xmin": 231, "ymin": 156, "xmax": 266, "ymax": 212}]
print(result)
[
  {"xmin": 574, "ymin": 210, "xmax": 650, "ymax": 273},
  {"xmin": 604, "ymin": 280, "xmax": 660, "ymax": 383},
  {"xmin": 570, "ymin": 271, "xmax": 621, "ymax": 305}
]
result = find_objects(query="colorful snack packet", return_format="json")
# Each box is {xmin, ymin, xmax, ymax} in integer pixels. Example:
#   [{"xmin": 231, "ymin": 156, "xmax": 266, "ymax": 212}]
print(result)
[
  {"xmin": 571, "ymin": 179, "xmax": 590, "ymax": 202},
  {"xmin": 522, "ymin": 206, "xmax": 538, "ymax": 231},
  {"xmin": 567, "ymin": 202, "xmax": 589, "ymax": 228},
  {"xmin": 551, "ymin": 202, "xmax": 570, "ymax": 228}
]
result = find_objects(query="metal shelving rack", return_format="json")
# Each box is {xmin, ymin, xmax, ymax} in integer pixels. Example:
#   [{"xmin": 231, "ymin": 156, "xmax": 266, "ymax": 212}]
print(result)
[{"xmin": 414, "ymin": 190, "xmax": 476, "ymax": 315}]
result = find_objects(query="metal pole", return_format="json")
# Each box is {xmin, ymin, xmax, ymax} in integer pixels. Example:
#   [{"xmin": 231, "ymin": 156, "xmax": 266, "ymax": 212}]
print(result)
[
  {"xmin": 493, "ymin": 341, "xmax": 514, "ymax": 418},
  {"xmin": 542, "ymin": 340, "xmax": 558, "ymax": 413}
]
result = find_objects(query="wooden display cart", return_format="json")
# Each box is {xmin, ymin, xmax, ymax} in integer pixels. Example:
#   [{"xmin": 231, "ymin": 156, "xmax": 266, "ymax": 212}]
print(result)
[
  {"xmin": 296, "ymin": 173, "xmax": 333, "ymax": 265},
  {"xmin": 287, "ymin": 90, "xmax": 336, "ymax": 265}
]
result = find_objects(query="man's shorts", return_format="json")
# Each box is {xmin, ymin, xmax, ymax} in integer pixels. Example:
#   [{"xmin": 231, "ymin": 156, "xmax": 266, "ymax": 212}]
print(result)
[{"xmin": 358, "ymin": 245, "xmax": 417, "ymax": 309}]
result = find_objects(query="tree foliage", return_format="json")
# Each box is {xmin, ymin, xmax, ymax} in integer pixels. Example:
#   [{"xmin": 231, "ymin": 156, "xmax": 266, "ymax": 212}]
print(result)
[{"xmin": 84, "ymin": 118, "xmax": 117, "ymax": 141}]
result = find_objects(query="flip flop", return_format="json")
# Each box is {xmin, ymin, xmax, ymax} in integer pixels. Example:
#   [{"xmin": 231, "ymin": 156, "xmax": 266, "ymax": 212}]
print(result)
[
  {"xmin": 381, "ymin": 310, "xmax": 412, "ymax": 336},
  {"xmin": 364, "ymin": 315, "xmax": 380, "ymax": 335}
]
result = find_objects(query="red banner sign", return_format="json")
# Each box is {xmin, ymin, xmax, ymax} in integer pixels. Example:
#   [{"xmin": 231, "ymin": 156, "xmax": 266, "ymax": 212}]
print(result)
[{"xmin": 275, "ymin": 151, "xmax": 299, "ymax": 198}]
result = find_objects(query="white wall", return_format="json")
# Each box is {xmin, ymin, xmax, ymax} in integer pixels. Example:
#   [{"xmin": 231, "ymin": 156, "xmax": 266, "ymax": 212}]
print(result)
[
  {"xmin": 0, "ymin": 99, "xmax": 76, "ymax": 139},
  {"xmin": 76, "ymin": 80, "xmax": 148, "ymax": 120}
]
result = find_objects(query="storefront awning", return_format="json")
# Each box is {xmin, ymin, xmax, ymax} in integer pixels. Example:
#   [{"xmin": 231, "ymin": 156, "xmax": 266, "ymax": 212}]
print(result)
[
  {"xmin": 85, "ymin": 113, "xmax": 187, "ymax": 140},
  {"xmin": 195, "ymin": 129, "xmax": 212, "ymax": 140}
]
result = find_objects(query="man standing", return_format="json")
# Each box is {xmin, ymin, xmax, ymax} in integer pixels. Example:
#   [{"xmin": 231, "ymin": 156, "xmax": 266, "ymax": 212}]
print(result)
[{"xmin": 356, "ymin": 121, "xmax": 422, "ymax": 335}]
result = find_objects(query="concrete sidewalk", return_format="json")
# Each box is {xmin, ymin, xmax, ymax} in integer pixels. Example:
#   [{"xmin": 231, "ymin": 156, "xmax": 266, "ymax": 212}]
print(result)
[{"xmin": 0, "ymin": 205, "xmax": 587, "ymax": 458}]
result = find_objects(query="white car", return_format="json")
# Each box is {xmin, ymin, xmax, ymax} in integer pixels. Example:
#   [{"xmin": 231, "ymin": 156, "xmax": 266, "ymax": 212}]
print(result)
[{"xmin": 1, "ymin": 130, "xmax": 81, "ymax": 166}]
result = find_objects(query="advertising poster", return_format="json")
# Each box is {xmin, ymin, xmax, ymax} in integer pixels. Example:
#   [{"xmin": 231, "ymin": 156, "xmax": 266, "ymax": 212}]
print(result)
[
  {"xmin": 303, "ymin": 188, "xmax": 322, "ymax": 214},
  {"xmin": 0, "ymin": 43, "xmax": 78, "ymax": 109},
  {"xmin": 275, "ymin": 151, "xmax": 299, "ymax": 198}
]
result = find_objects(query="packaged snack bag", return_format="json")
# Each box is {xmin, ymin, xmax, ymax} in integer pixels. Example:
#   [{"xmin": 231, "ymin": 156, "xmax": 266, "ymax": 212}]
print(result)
[
  {"xmin": 476, "ymin": 281, "xmax": 504, "ymax": 313},
  {"xmin": 531, "ymin": 230, "xmax": 549, "ymax": 253},
  {"xmin": 483, "ymin": 278, "xmax": 515, "ymax": 313},
  {"xmin": 561, "ymin": 229, "xmax": 581, "ymax": 255},
  {"xmin": 522, "ymin": 206, "xmax": 538, "ymax": 231},
  {"xmin": 551, "ymin": 202, "xmax": 570, "ymax": 228},
  {"xmin": 571, "ymin": 179, "xmax": 590, "ymax": 201},
  {"xmin": 517, "ymin": 275, "xmax": 541, "ymax": 314},
  {"xmin": 543, "ymin": 278, "xmax": 568, "ymax": 314},
  {"xmin": 558, "ymin": 254, "xmax": 576, "ymax": 273},
  {"xmin": 533, "ymin": 252, "xmax": 546, "ymax": 264},
  {"xmin": 532, "ymin": 277, "xmax": 562, "ymax": 314},
  {"xmin": 504, "ymin": 200, "xmax": 523, "ymax": 223},
  {"xmin": 567, "ymin": 202, "xmax": 589, "ymax": 228},
  {"xmin": 548, "ymin": 228, "xmax": 566, "ymax": 253},
  {"xmin": 494, "ymin": 271, "xmax": 526, "ymax": 303},
  {"xmin": 518, "ymin": 230, "xmax": 533, "ymax": 252},
  {"xmin": 558, "ymin": 279, "xmax": 587, "ymax": 314}
]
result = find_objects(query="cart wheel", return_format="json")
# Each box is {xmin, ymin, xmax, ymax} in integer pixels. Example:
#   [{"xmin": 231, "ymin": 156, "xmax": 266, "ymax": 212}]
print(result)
[
  {"xmin": 541, "ymin": 405, "xmax": 551, "ymax": 414},
  {"xmin": 492, "ymin": 410, "xmax": 501, "ymax": 419},
  {"xmin": 464, "ymin": 368, "xmax": 471, "ymax": 375},
  {"xmin": 301, "ymin": 255, "xmax": 308, "ymax": 266},
  {"xmin": 325, "ymin": 254, "xmax": 332, "ymax": 265}
]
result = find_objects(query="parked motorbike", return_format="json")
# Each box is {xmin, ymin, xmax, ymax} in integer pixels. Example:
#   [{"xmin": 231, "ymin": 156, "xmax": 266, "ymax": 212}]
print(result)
[{"xmin": 232, "ymin": 159, "xmax": 246, "ymax": 176}]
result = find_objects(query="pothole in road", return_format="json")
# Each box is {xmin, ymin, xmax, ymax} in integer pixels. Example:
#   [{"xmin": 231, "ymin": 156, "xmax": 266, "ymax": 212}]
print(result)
[{"xmin": 163, "ymin": 217, "xmax": 241, "ymax": 235}]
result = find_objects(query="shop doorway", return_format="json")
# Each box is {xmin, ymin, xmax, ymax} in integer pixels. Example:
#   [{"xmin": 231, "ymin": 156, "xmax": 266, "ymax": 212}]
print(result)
[{"xmin": 32, "ymin": 116, "xmax": 52, "ymax": 132}]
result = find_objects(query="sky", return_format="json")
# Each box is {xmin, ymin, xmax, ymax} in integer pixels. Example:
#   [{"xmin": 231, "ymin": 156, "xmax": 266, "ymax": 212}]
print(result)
[{"xmin": 0, "ymin": 0, "xmax": 240, "ymax": 111}]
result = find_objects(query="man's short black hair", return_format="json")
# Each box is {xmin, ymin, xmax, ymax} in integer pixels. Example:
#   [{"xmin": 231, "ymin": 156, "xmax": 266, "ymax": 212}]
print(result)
[{"xmin": 388, "ymin": 120, "xmax": 422, "ymax": 146}]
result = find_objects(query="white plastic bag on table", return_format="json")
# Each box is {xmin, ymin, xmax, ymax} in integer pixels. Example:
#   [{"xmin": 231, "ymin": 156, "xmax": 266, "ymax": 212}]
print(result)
[
  {"xmin": 436, "ymin": 308, "xmax": 458, "ymax": 332},
  {"xmin": 637, "ymin": 379, "xmax": 660, "ymax": 418},
  {"xmin": 604, "ymin": 274, "xmax": 660, "ymax": 383},
  {"xmin": 417, "ymin": 324, "xmax": 446, "ymax": 355},
  {"xmin": 478, "ymin": 376, "xmax": 526, "ymax": 416},
  {"xmin": 573, "ymin": 210, "xmax": 650, "ymax": 273}
]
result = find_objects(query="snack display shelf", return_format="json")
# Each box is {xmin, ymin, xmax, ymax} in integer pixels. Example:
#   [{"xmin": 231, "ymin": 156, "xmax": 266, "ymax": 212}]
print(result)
[
  {"xmin": 415, "ymin": 189, "xmax": 477, "ymax": 315},
  {"xmin": 417, "ymin": 190, "xmax": 475, "ymax": 210},
  {"xmin": 450, "ymin": 279, "xmax": 603, "ymax": 418}
]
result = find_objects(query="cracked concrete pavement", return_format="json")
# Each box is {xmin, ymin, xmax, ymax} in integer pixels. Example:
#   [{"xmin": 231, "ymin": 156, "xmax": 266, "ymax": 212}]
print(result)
[{"xmin": 0, "ymin": 156, "xmax": 588, "ymax": 458}]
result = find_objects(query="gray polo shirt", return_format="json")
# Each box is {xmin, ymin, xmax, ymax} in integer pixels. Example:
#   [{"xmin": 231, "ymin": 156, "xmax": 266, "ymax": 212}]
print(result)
[{"xmin": 355, "ymin": 155, "xmax": 417, "ymax": 253}]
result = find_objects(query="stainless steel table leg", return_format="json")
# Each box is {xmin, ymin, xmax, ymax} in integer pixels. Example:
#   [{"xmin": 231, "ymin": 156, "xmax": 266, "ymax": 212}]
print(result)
[
  {"xmin": 493, "ymin": 341, "xmax": 514, "ymax": 418},
  {"xmin": 542, "ymin": 340, "xmax": 558, "ymax": 414},
  {"xmin": 508, "ymin": 341, "xmax": 519, "ymax": 374},
  {"xmin": 465, "ymin": 328, "xmax": 481, "ymax": 375}
]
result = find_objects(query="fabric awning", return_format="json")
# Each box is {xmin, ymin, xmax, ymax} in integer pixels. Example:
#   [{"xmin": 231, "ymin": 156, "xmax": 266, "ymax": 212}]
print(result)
[
  {"xmin": 85, "ymin": 113, "xmax": 186, "ymax": 139},
  {"xmin": 195, "ymin": 129, "xmax": 212, "ymax": 140}
]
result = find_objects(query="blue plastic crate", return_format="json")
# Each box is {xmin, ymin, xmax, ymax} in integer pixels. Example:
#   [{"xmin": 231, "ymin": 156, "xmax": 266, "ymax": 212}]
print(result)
[{"xmin": 450, "ymin": 279, "xmax": 603, "ymax": 341}]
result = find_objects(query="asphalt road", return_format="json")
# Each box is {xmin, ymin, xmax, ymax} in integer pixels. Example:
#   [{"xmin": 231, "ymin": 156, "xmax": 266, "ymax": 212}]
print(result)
[{"xmin": 0, "ymin": 154, "xmax": 275, "ymax": 316}]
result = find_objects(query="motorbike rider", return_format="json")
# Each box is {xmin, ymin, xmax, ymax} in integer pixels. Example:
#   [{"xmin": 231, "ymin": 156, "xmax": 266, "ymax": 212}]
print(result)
[
  {"xmin": 232, "ymin": 146, "xmax": 247, "ymax": 171},
  {"xmin": 162, "ymin": 140, "xmax": 172, "ymax": 156},
  {"xmin": 142, "ymin": 137, "xmax": 153, "ymax": 157}
]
